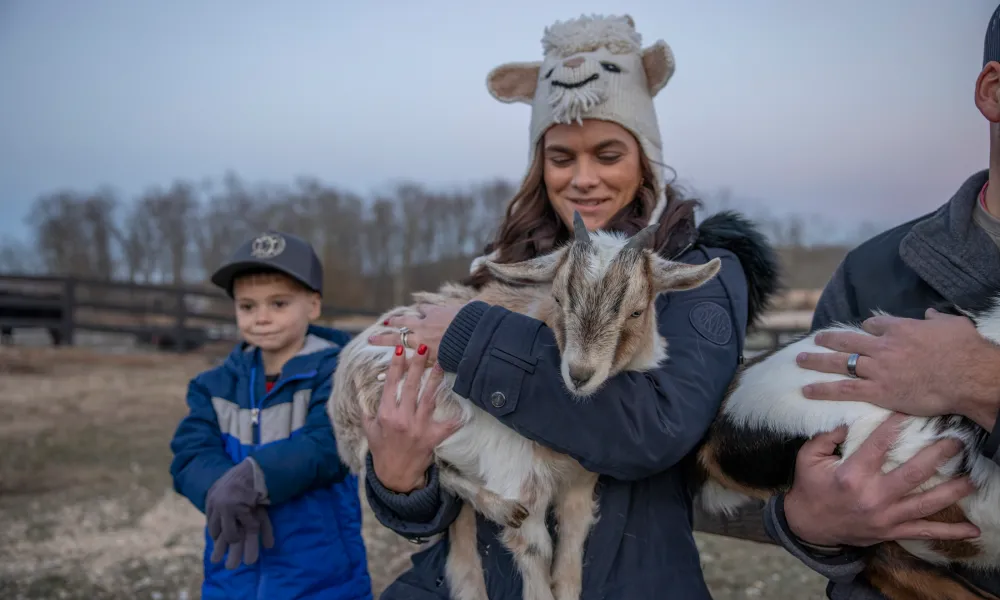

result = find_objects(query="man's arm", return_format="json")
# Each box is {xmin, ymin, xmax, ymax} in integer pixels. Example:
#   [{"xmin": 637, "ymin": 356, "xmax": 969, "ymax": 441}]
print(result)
[{"xmin": 810, "ymin": 260, "xmax": 858, "ymax": 331}]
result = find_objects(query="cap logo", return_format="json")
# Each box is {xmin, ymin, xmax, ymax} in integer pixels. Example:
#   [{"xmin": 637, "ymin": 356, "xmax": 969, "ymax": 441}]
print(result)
[{"xmin": 250, "ymin": 233, "xmax": 286, "ymax": 259}]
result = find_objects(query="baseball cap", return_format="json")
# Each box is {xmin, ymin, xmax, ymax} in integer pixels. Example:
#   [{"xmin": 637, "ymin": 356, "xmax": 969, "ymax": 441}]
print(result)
[
  {"xmin": 986, "ymin": 3, "xmax": 1000, "ymax": 66},
  {"xmin": 211, "ymin": 230, "xmax": 324, "ymax": 297}
]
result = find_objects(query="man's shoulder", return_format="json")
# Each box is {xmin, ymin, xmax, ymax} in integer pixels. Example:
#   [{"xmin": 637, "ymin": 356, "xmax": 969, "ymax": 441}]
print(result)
[
  {"xmin": 816, "ymin": 210, "xmax": 943, "ymax": 327},
  {"xmin": 840, "ymin": 211, "xmax": 931, "ymax": 284}
]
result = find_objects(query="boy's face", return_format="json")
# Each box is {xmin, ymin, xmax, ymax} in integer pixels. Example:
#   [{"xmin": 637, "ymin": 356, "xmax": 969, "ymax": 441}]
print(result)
[{"xmin": 232, "ymin": 273, "xmax": 321, "ymax": 353}]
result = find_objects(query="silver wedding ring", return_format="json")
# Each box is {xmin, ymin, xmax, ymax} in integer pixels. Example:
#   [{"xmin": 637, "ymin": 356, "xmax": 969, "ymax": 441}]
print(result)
[
  {"xmin": 846, "ymin": 353, "xmax": 860, "ymax": 379},
  {"xmin": 398, "ymin": 326, "xmax": 411, "ymax": 348}
]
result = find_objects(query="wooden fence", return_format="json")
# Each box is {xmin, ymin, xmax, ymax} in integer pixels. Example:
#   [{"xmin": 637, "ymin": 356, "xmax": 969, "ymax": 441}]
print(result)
[
  {"xmin": 0, "ymin": 273, "xmax": 814, "ymax": 354},
  {"xmin": 0, "ymin": 274, "xmax": 382, "ymax": 352}
]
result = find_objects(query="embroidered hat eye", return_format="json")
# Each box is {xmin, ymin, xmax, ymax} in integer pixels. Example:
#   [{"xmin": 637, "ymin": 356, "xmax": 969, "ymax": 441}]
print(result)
[{"xmin": 600, "ymin": 62, "xmax": 621, "ymax": 73}]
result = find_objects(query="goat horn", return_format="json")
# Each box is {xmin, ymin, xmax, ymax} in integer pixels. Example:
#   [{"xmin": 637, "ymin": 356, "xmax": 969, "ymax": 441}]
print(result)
[
  {"xmin": 573, "ymin": 211, "xmax": 591, "ymax": 244},
  {"xmin": 623, "ymin": 223, "xmax": 660, "ymax": 251}
]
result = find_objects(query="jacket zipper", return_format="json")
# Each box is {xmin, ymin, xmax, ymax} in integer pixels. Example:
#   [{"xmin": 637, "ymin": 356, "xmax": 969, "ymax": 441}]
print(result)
[
  {"xmin": 246, "ymin": 368, "xmax": 314, "ymax": 597},
  {"xmin": 248, "ymin": 369, "xmax": 315, "ymax": 447}
]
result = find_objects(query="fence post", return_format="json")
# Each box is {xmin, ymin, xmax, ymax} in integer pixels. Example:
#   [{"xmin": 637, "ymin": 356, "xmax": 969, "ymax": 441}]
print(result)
[
  {"xmin": 175, "ymin": 287, "xmax": 187, "ymax": 352},
  {"xmin": 61, "ymin": 278, "xmax": 76, "ymax": 346}
]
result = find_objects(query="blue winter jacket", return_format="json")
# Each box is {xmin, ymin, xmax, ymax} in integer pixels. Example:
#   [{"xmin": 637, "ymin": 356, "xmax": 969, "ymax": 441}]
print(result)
[{"xmin": 169, "ymin": 324, "xmax": 373, "ymax": 600}]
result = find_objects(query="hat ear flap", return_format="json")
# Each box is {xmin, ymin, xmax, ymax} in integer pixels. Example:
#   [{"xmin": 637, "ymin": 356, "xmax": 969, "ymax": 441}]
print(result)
[
  {"xmin": 487, "ymin": 61, "xmax": 542, "ymax": 104},
  {"xmin": 641, "ymin": 40, "xmax": 675, "ymax": 96}
]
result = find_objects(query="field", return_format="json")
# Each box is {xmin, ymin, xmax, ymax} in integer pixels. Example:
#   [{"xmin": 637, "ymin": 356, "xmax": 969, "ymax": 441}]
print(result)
[{"xmin": 0, "ymin": 345, "xmax": 829, "ymax": 599}]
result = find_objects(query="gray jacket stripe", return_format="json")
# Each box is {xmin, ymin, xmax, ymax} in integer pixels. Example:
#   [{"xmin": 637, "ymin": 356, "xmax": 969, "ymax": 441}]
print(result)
[
  {"xmin": 211, "ymin": 397, "xmax": 254, "ymax": 445},
  {"xmin": 259, "ymin": 390, "xmax": 312, "ymax": 444}
]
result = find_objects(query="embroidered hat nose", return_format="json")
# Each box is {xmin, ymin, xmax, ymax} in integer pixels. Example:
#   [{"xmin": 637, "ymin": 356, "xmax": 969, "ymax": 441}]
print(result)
[{"xmin": 563, "ymin": 56, "xmax": 585, "ymax": 68}]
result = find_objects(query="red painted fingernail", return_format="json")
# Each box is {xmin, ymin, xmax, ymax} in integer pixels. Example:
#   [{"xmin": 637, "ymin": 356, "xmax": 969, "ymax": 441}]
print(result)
[
  {"xmin": 417, "ymin": 344, "xmax": 427, "ymax": 355},
  {"xmin": 395, "ymin": 345, "xmax": 404, "ymax": 356},
  {"xmin": 383, "ymin": 320, "xmax": 389, "ymax": 325}
]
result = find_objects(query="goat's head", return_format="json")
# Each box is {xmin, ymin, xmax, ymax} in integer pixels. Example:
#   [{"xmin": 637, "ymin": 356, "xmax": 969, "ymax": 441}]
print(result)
[{"xmin": 483, "ymin": 212, "xmax": 722, "ymax": 396}]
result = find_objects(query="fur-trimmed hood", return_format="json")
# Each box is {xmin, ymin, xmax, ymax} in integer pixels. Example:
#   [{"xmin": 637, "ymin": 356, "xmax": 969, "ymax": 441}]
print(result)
[{"xmin": 693, "ymin": 210, "xmax": 782, "ymax": 328}]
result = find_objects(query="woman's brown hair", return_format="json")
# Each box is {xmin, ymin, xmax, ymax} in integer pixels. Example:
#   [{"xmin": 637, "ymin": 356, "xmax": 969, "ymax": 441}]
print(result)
[{"xmin": 464, "ymin": 139, "xmax": 701, "ymax": 289}]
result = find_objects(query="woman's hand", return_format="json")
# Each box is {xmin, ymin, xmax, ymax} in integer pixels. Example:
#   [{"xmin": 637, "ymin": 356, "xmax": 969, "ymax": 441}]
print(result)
[
  {"xmin": 369, "ymin": 302, "xmax": 465, "ymax": 363},
  {"xmin": 363, "ymin": 343, "xmax": 462, "ymax": 494},
  {"xmin": 783, "ymin": 413, "xmax": 980, "ymax": 548}
]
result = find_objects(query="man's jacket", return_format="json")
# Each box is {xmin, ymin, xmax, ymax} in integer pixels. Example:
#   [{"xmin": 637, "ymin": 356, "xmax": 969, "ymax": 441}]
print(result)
[{"xmin": 170, "ymin": 324, "xmax": 373, "ymax": 600}]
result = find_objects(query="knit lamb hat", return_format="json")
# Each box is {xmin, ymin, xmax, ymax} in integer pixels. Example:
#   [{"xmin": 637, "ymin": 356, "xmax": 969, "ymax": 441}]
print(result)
[{"xmin": 486, "ymin": 14, "xmax": 676, "ymax": 226}]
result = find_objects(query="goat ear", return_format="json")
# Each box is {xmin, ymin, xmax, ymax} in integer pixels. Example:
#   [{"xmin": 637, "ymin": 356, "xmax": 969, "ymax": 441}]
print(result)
[
  {"xmin": 651, "ymin": 256, "xmax": 721, "ymax": 293},
  {"xmin": 483, "ymin": 248, "xmax": 566, "ymax": 284},
  {"xmin": 487, "ymin": 61, "xmax": 542, "ymax": 104}
]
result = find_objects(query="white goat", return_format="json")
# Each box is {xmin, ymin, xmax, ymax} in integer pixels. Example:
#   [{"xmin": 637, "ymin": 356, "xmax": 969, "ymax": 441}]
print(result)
[
  {"xmin": 695, "ymin": 299, "xmax": 1000, "ymax": 600},
  {"xmin": 329, "ymin": 213, "xmax": 721, "ymax": 600}
]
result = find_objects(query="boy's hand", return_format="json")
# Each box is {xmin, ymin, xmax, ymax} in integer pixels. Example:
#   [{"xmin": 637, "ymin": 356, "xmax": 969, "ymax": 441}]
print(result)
[{"xmin": 206, "ymin": 459, "xmax": 276, "ymax": 569}]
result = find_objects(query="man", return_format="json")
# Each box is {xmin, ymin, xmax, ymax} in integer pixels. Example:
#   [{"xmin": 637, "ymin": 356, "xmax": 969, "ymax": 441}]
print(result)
[{"xmin": 759, "ymin": 4, "xmax": 1000, "ymax": 598}]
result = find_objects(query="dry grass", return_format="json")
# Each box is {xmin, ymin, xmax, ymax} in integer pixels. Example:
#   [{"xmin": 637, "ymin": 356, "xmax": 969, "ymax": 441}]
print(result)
[{"xmin": 0, "ymin": 346, "xmax": 827, "ymax": 599}]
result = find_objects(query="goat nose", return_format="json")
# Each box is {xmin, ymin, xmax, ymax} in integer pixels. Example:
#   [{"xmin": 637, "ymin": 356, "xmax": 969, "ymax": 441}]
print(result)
[
  {"xmin": 569, "ymin": 366, "xmax": 595, "ymax": 388},
  {"xmin": 563, "ymin": 56, "xmax": 585, "ymax": 68}
]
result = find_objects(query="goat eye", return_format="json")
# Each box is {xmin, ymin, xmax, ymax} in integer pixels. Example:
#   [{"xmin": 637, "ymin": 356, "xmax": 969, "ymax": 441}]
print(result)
[
  {"xmin": 545, "ymin": 67, "xmax": 554, "ymax": 79},
  {"xmin": 554, "ymin": 296, "xmax": 562, "ymax": 305},
  {"xmin": 630, "ymin": 309, "xmax": 643, "ymax": 318},
  {"xmin": 600, "ymin": 62, "xmax": 621, "ymax": 73}
]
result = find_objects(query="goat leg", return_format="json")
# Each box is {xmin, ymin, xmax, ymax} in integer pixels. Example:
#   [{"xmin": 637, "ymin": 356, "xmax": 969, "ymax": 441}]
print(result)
[
  {"xmin": 550, "ymin": 470, "xmax": 600, "ymax": 600},
  {"xmin": 438, "ymin": 462, "xmax": 529, "ymax": 528},
  {"xmin": 445, "ymin": 503, "xmax": 489, "ymax": 600},
  {"xmin": 501, "ymin": 501, "xmax": 557, "ymax": 600}
]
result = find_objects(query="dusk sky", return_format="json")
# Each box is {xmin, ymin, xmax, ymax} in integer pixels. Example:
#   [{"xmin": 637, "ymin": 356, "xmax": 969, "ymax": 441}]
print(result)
[{"xmin": 0, "ymin": 1, "xmax": 996, "ymax": 244}]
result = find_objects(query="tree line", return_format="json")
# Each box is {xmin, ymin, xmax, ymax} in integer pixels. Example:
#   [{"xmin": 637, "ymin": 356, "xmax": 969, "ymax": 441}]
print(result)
[{"xmin": 0, "ymin": 172, "xmax": 866, "ymax": 312}]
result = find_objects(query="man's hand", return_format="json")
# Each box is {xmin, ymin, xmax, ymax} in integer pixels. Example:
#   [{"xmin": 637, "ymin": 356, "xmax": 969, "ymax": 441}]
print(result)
[
  {"xmin": 795, "ymin": 308, "xmax": 1000, "ymax": 430},
  {"xmin": 206, "ymin": 459, "xmax": 275, "ymax": 569},
  {"xmin": 784, "ymin": 414, "xmax": 980, "ymax": 547}
]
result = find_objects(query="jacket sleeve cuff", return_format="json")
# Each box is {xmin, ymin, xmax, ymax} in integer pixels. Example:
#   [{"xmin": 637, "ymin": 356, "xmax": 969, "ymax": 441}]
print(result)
[
  {"xmin": 364, "ymin": 451, "xmax": 441, "ymax": 523},
  {"xmin": 245, "ymin": 457, "xmax": 270, "ymax": 505},
  {"xmin": 438, "ymin": 300, "xmax": 489, "ymax": 373},
  {"xmin": 763, "ymin": 494, "xmax": 867, "ymax": 584}
]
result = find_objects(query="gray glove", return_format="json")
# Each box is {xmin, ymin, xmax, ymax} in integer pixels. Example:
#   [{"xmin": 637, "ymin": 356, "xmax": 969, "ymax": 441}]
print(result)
[{"xmin": 206, "ymin": 458, "xmax": 275, "ymax": 569}]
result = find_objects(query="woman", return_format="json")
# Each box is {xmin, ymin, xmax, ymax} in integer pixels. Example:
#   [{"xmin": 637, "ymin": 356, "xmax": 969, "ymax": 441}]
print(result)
[{"xmin": 361, "ymin": 14, "xmax": 779, "ymax": 599}]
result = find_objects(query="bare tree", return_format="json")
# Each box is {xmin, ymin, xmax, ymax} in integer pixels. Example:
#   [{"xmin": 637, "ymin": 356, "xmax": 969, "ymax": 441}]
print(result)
[
  {"xmin": 25, "ymin": 190, "xmax": 120, "ymax": 278},
  {"xmin": 0, "ymin": 236, "xmax": 40, "ymax": 274}
]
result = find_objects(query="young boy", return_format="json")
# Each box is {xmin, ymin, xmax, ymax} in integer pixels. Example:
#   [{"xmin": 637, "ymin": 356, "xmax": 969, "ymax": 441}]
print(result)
[{"xmin": 169, "ymin": 230, "xmax": 372, "ymax": 600}]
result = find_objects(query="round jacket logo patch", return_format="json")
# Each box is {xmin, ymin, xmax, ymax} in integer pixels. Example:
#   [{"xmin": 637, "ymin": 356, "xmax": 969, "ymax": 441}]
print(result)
[{"xmin": 689, "ymin": 301, "xmax": 732, "ymax": 346}]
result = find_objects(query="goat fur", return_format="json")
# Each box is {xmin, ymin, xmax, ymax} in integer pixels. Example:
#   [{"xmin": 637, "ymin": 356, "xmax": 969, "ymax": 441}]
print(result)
[
  {"xmin": 329, "ymin": 214, "xmax": 722, "ymax": 600},
  {"xmin": 695, "ymin": 295, "xmax": 1000, "ymax": 600}
]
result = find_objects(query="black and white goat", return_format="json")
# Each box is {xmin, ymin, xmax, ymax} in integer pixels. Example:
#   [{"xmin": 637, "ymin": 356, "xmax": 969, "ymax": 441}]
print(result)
[{"xmin": 696, "ymin": 298, "xmax": 1000, "ymax": 600}]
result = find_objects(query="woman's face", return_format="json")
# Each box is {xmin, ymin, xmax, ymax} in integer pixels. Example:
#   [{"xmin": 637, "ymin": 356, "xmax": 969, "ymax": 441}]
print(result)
[{"xmin": 542, "ymin": 119, "xmax": 644, "ymax": 232}]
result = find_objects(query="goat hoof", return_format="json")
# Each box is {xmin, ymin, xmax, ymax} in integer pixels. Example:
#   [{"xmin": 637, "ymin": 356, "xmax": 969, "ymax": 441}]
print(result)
[{"xmin": 507, "ymin": 503, "xmax": 529, "ymax": 528}]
